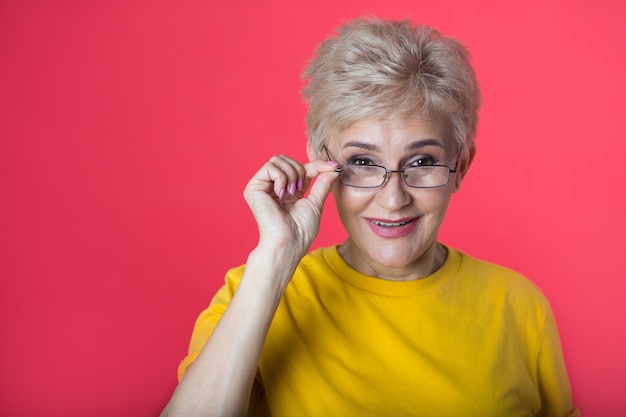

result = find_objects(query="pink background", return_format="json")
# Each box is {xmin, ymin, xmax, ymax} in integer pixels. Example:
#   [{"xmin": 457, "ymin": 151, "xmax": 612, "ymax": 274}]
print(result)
[{"xmin": 1, "ymin": 0, "xmax": 624, "ymax": 416}]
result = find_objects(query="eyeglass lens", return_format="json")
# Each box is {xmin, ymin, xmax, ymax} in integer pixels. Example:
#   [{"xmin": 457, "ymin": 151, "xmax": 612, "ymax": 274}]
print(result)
[{"xmin": 340, "ymin": 165, "xmax": 451, "ymax": 188}]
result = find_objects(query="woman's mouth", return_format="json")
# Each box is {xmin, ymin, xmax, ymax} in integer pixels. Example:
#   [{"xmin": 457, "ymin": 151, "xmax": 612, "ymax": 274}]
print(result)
[{"xmin": 365, "ymin": 217, "xmax": 419, "ymax": 238}]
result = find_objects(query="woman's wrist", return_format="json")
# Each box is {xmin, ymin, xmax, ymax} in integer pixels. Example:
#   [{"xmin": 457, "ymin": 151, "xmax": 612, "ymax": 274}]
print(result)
[{"xmin": 245, "ymin": 243, "xmax": 303, "ymax": 291}]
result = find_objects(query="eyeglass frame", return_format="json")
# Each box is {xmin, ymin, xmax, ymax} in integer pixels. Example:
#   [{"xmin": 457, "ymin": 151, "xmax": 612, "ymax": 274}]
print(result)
[{"xmin": 322, "ymin": 144, "xmax": 462, "ymax": 189}]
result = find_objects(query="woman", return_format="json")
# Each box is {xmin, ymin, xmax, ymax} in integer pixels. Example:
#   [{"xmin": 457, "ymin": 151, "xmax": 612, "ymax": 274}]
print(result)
[{"xmin": 161, "ymin": 18, "xmax": 579, "ymax": 417}]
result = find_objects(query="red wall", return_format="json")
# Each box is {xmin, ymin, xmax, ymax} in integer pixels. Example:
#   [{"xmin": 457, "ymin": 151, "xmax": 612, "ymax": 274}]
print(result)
[{"xmin": 1, "ymin": 1, "xmax": 624, "ymax": 416}]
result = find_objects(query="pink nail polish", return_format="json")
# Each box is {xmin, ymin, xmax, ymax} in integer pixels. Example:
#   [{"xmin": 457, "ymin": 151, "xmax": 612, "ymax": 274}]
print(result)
[
  {"xmin": 327, "ymin": 161, "xmax": 339, "ymax": 167},
  {"xmin": 297, "ymin": 178, "xmax": 303, "ymax": 191},
  {"xmin": 288, "ymin": 182, "xmax": 296, "ymax": 196},
  {"xmin": 278, "ymin": 188, "xmax": 285, "ymax": 200}
]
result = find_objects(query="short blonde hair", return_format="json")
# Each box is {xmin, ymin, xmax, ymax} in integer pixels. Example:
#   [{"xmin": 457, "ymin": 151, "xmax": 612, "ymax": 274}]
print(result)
[{"xmin": 302, "ymin": 18, "xmax": 481, "ymax": 156}]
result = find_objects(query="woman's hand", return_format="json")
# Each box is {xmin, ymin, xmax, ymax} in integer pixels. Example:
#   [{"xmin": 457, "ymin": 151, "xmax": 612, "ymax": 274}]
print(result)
[
  {"xmin": 160, "ymin": 155, "xmax": 338, "ymax": 417},
  {"xmin": 244, "ymin": 154, "xmax": 339, "ymax": 259}
]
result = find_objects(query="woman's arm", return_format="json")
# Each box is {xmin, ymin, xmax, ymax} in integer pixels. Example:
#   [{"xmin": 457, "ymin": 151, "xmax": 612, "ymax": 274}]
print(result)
[
  {"xmin": 160, "ymin": 156, "xmax": 338, "ymax": 417},
  {"xmin": 536, "ymin": 311, "xmax": 580, "ymax": 417}
]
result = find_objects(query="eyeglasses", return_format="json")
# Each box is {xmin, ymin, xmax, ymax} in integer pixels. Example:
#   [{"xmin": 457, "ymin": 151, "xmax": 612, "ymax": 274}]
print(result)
[{"xmin": 323, "ymin": 145, "xmax": 460, "ymax": 189}]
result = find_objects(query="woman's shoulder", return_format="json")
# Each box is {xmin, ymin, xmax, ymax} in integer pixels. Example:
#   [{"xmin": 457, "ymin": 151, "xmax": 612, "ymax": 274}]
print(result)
[
  {"xmin": 449, "ymin": 246, "xmax": 552, "ymax": 310},
  {"xmin": 449, "ymin": 245, "xmax": 531, "ymax": 280},
  {"xmin": 220, "ymin": 246, "xmax": 338, "ymax": 290}
]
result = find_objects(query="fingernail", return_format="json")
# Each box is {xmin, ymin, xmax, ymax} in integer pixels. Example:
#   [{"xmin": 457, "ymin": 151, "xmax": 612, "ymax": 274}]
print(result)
[
  {"xmin": 288, "ymin": 182, "xmax": 296, "ymax": 196},
  {"xmin": 327, "ymin": 161, "xmax": 339, "ymax": 167},
  {"xmin": 278, "ymin": 188, "xmax": 285, "ymax": 200},
  {"xmin": 297, "ymin": 178, "xmax": 303, "ymax": 191}
]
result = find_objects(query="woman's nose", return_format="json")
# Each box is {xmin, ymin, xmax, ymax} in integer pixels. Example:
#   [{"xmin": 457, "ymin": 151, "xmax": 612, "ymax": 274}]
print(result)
[{"xmin": 375, "ymin": 171, "xmax": 412, "ymax": 209}]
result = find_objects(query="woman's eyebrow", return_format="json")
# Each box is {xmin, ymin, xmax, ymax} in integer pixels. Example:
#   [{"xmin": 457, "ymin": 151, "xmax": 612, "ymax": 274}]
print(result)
[
  {"xmin": 342, "ymin": 141, "xmax": 378, "ymax": 151},
  {"xmin": 404, "ymin": 139, "xmax": 445, "ymax": 151},
  {"xmin": 342, "ymin": 139, "xmax": 444, "ymax": 152}
]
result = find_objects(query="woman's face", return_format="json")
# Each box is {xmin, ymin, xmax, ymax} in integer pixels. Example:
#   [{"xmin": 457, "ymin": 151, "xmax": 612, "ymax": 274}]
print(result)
[{"xmin": 316, "ymin": 115, "xmax": 470, "ymax": 281}]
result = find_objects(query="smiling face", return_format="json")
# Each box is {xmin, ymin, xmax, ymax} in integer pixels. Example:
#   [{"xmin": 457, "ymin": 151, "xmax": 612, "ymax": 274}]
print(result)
[{"xmin": 311, "ymin": 114, "xmax": 472, "ymax": 281}]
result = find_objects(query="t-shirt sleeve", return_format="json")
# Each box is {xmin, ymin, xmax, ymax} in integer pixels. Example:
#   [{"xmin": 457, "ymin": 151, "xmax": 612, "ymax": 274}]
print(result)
[
  {"xmin": 536, "ymin": 309, "xmax": 581, "ymax": 417},
  {"xmin": 176, "ymin": 265, "xmax": 246, "ymax": 381}
]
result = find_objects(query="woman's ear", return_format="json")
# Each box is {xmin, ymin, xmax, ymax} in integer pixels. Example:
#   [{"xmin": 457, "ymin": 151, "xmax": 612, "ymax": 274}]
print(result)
[
  {"xmin": 453, "ymin": 143, "xmax": 476, "ymax": 193},
  {"xmin": 306, "ymin": 141, "xmax": 320, "ymax": 162}
]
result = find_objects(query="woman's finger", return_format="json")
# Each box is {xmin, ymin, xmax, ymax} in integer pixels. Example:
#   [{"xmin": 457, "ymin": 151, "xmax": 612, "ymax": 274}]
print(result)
[
  {"xmin": 267, "ymin": 155, "xmax": 306, "ymax": 197},
  {"xmin": 298, "ymin": 159, "xmax": 340, "ymax": 194},
  {"xmin": 305, "ymin": 169, "xmax": 339, "ymax": 208}
]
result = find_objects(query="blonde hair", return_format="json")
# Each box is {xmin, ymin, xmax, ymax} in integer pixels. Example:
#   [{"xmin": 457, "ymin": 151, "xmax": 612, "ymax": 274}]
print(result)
[{"xmin": 302, "ymin": 18, "xmax": 481, "ymax": 157}]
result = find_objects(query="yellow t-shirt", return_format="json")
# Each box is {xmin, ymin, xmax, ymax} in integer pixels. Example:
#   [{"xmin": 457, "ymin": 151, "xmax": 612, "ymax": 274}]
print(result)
[{"xmin": 179, "ymin": 245, "xmax": 579, "ymax": 417}]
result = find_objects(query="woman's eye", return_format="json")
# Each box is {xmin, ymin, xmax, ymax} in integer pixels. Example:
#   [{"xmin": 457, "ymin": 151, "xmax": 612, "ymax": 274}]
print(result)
[
  {"xmin": 348, "ymin": 157, "xmax": 376, "ymax": 166},
  {"xmin": 410, "ymin": 156, "xmax": 437, "ymax": 166}
]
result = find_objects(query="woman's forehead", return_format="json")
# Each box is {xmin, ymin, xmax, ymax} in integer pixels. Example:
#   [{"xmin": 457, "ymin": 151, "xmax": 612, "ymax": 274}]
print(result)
[{"xmin": 328, "ymin": 115, "xmax": 455, "ymax": 152}]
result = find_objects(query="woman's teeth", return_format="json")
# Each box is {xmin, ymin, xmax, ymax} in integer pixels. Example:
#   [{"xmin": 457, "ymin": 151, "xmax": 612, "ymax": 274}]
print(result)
[{"xmin": 371, "ymin": 219, "xmax": 412, "ymax": 227}]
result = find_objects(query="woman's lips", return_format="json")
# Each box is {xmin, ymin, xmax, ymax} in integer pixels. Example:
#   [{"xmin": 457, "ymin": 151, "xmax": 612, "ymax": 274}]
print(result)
[{"xmin": 365, "ymin": 217, "xmax": 419, "ymax": 238}]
